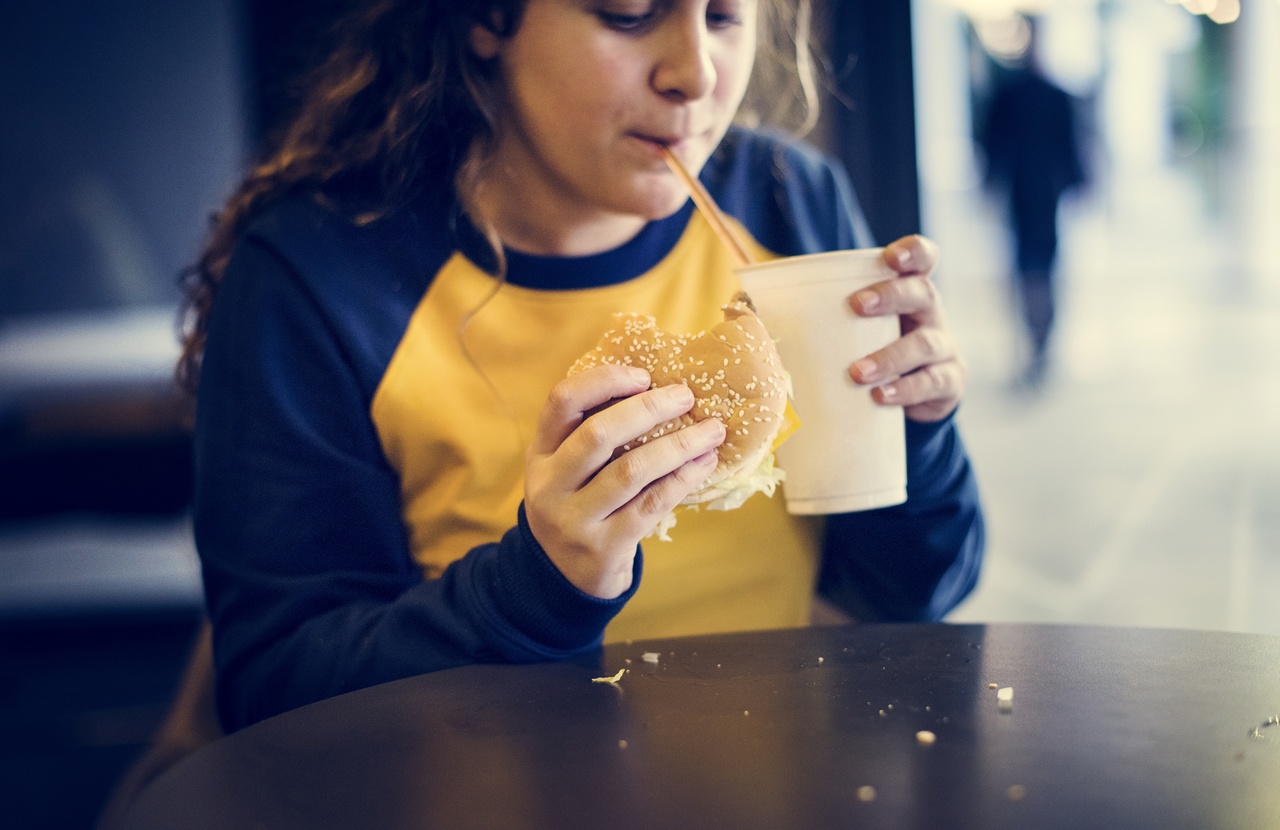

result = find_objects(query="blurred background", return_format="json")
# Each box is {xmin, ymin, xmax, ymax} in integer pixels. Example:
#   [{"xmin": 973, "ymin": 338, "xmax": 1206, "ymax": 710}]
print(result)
[
  {"xmin": 911, "ymin": 0, "xmax": 1280, "ymax": 636},
  {"xmin": 1, "ymin": 0, "xmax": 1277, "ymax": 826}
]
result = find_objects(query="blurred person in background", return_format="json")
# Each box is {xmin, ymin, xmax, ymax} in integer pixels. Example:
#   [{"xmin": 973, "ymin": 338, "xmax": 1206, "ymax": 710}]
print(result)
[{"xmin": 978, "ymin": 16, "xmax": 1088, "ymax": 390}]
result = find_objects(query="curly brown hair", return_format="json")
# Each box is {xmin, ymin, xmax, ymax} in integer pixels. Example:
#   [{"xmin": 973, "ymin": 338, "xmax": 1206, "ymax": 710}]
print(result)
[{"xmin": 177, "ymin": 0, "xmax": 818, "ymax": 394}]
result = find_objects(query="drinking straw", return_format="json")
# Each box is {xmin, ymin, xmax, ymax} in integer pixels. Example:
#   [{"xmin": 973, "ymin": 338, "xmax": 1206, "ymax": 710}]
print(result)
[{"xmin": 662, "ymin": 146, "xmax": 753, "ymax": 267}]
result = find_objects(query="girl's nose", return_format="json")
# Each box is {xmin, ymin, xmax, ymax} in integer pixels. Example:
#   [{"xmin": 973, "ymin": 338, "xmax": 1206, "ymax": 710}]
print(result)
[{"xmin": 651, "ymin": 17, "xmax": 716, "ymax": 101}]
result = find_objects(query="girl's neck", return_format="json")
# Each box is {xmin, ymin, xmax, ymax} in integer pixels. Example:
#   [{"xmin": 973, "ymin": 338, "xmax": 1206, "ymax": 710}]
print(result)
[
  {"xmin": 480, "ymin": 198, "xmax": 649, "ymax": 257},
  {"xmin": 469, "ymin": 152, "xmax": 649, "ymax": 258}
]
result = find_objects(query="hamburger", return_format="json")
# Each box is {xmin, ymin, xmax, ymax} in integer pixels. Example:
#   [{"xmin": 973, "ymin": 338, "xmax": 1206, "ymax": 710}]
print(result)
[{"xmin": 569, "ymin": 300, "xmax": 794, "ymax": 540}]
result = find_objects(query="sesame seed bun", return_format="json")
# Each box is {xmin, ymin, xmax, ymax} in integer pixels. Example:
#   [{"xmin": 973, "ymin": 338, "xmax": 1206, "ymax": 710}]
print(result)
[{"xmin": 569, "ymin": 300, "xmax": 789, "ymax": 534}]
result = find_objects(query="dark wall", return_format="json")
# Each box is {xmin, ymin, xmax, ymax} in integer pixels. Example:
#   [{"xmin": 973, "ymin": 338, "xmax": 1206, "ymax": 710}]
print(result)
[
  {"xmin": 239, "ymin": 0, "xmax": 359, "ymax": 146},
  {"xmin": 826, "ymin": 2, "xmax": 922, "ymax": 246},
  {"xmin": 0, "ymin": 0, "xmax": 247, "ymax": 319}
]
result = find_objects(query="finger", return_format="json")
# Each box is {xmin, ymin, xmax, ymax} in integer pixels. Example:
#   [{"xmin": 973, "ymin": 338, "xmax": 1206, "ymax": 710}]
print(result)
[
  {"xmin": 589, "ymin": 419, "xmax": 725, "ymax": 531},
  {"xmin": 619, "ymin": 449, "xmax": 721, "ymax": 538},
  {"xmin": 557, "ymin": 383, "xmax": 702, "ymax": 485},
  {"xmin": 531, "ymin": 365, "xmax": 652, "ymax": 456},
  {"xmin": 849, "ymin": 274, "xmax": 944, "ymax": 321},
  {"xmin": 872, "ymin": 359, "xmax": 968, "ymax": 423},
  {"xmin": 850, "ymin": 326, "xmax": 957, "ymax": 385},
  {"xmin": 598, "ymin": 417, "xmax": 725, "ymax": 500},
  {"xmin": 882, "ymin": 234, "xmax": 940, "ymax": 276}
]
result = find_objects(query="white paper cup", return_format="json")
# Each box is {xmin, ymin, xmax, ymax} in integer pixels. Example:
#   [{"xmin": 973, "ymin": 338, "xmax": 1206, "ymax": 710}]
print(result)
[{"xmin": 736, "ymin": 249, "xmax": 906, "ymax": 514}]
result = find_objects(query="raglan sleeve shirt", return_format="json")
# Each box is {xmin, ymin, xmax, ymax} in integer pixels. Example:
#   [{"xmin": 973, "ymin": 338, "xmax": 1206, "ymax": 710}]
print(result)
[
  {"xmin": 197, "ymin": 129, "xmax": 984, "ymax": 732},
  {"xmin": 195, "ymin": 212, "xmax": 639, "ymax": 732}
]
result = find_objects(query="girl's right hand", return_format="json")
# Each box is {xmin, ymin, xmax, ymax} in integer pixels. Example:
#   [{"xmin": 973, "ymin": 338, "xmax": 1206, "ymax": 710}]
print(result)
[{"xmin": 524, "ymin": 365, "xmax": 726, "ymax": 599}]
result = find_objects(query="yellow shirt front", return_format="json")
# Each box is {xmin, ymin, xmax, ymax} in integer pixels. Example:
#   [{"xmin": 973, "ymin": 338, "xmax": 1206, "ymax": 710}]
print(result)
[{"xmin": 370, "ymin": 214, "xmax": 822, "ymax": 642}]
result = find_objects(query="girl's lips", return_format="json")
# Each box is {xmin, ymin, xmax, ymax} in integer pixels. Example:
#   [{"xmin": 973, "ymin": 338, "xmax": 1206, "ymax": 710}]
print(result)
[{"xmin": 632, "ymin": 133, "xmax": 686, "ymax": 152}]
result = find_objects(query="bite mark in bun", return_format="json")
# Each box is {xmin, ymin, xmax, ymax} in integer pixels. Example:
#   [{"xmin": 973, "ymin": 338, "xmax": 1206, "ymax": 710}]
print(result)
[{"xmin": 569, "ymin": 300, "xmax": 791, "ymax": 540}]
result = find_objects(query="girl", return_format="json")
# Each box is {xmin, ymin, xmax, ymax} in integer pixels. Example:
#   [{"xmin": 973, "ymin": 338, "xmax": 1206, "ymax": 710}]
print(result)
[{"xmin": 183, "ymin": 0, "xmax": 984, "ymax": 731}]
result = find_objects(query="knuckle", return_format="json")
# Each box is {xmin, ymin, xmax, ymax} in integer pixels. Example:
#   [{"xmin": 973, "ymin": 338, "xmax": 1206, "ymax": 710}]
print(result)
[
  {"xmin": 915, "ymin": 276, "xmax": 941, "ymax": 307},
  {"xmin": 917, "ymin": 327, "xmax": 949, "ymax": 360},
  {"xmin": 632, "ymin": 483, "xmax": 669, "ymax": 521},
  {"xmin": 671, "ymin": 423, "xmax": 702, "ymax": 455},
  {"xmin": 874, "ymin": 347, "xmax": 901, "ymax": 378},
  {"xmin": 612, "ymin": 451, "xmax": 648, "ymax": 491},
  {"xmin": 579, "ymin": 414, "xmax": 614, "ymax": 450},
  {"xmin": 903, "ymin": 234, "xmax": 927, "ymax": 263},
  {"xmin": 916, "ymin": 234, "xmax": 940, "ymax": 265},
  {"xmin": 879, "ymin": 278, "xmax": 903, "ymax": 302},
  {"xmin": 640, "ymin": 388, "xmax": 667, "ymax": 420},
  {"xmin": 544, "ymin": 380, "xmax": 576, "ymax": 415}
]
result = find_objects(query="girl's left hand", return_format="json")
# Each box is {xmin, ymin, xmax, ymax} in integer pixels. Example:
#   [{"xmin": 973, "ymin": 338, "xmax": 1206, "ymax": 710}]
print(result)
[{"xmin": 846, "ymin": 235, "xmax": 967, "ymax": 423}]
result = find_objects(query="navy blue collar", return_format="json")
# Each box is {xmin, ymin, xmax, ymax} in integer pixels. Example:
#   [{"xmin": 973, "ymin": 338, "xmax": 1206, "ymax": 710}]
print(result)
[{"xmin": 454, "ymin": 202, "xmax": 695, "ymax": 291}]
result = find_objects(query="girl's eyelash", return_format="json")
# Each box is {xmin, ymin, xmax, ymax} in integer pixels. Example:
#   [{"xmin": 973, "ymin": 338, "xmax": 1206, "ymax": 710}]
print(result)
[
  {"xmin": 599, "ymin": 12, "xmax": 656, "ymax": 32},
  {"xmin": 598, "ymin": 5, "xmax": 744, "ymax": 33},
  {"xmin": 706, "ymin": 13, "xmax": 742, "ymax": 29}
]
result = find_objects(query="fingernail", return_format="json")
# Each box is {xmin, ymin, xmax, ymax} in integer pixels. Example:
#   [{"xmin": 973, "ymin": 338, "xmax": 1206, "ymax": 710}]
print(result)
[
  {"xmin": 628, "ymin": 367, "xmax": 651, "ymax": 384},
  {"xmin": 852, "ymin": 358, "xmax": 877, "ymax": 381},
  {"xmin": 668, "ymin": 384, "xmax": 694, "ymax": 405},
  {"xmin": 895, "ymin": 247, "xmax": 913, "ymax": 269},
  {"xmin": 854, "ymin": 290, "xmax": 879, "ymax": 312},
  {"xmin": 878, "ymin": 383, "xmax": 898, "ymax": 401}
]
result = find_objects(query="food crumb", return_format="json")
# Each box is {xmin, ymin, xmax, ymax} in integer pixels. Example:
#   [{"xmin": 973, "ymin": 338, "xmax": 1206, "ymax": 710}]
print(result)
[
  {"xmin": 988, "ymin": 682, "xmax": 998, "ymax": 689},
  {"xmin": 592, "ymin": 668, "xmax": 626, "ymax": 685},
  {"xmin": 1007, "ymin": 785, "xmax": 1026, "ymax": 801},
  {"xmin": 916, "ymin": 730, "xmax": 936, "ymax": 745},
  {"xmin": 619, "ymin": 740, "xmax": 628, "ymax": 750},
  {"xmin": 818, "ymin": 657, "xmax": 824, "ymax": 664},
  {"xmin": 744, "ymin": 710, "xmax": 750, "ymax": 717},
  {"xmin": 642, "ymin": 652, "xmax": 661, "ymax": 664},
  {"xmin": 997, "ymin": 686, "xmax": 1014, "ymax": 712},
  {"xmin": 856, "ymin": 785, "xmax": 877, "ymax": 802},
  {"xmin": 878, "ymin": 709, "xmax": 886, "ymax": 718}
]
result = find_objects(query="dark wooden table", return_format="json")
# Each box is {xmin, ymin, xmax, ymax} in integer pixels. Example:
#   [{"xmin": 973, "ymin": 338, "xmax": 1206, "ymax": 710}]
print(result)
[{"xmin": 121, "ymin": 623, "xmax": 1280, "ymax": 830}]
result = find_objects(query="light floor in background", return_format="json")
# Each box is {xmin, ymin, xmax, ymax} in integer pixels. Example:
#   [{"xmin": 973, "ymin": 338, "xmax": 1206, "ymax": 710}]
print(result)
[{"xmin": 935, "ymin": 173, "xmax": 1280, "ymax": 636}]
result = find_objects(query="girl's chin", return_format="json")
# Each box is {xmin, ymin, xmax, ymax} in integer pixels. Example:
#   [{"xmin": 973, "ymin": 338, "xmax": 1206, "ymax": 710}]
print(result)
[{"xmin": 629, "ymin": 184, "xmax": 694, "ymax": 221}]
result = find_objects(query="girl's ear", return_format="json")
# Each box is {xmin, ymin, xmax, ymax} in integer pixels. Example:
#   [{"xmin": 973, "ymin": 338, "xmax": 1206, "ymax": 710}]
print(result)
[{"xmin": 469, "ymin": 23, "xmax": 502, "ymax": 61}]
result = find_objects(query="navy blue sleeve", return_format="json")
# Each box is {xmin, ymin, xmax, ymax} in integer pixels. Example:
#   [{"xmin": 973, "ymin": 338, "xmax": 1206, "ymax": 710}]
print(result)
[
  {"xmin": 706, "ymin": 126, "xmax": 876, "ymax": 255},
  {"xmin": 195, "ymin": 238, "xmax": 638, "ymax": 732},
  {"xmin": 817, "ymin": 413, "xmax": 984, "ymax": 621}
]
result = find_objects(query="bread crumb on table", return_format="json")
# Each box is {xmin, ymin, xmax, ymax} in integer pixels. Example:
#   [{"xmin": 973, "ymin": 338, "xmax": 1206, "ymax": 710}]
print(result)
[{"xmin": 591, "ymin": 668, "xmax": 626, "ymax": 684}]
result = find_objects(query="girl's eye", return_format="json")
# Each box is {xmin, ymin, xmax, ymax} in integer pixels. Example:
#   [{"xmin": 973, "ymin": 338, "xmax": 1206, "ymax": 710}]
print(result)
[
  {"xmin": 706, "ymin": 1, "xmax": 746, "ymax": 29},
  {"xmin": 705, "ymin": 12, "xmax": 743, "ymax": 30},
  {"xmin": 599, "ymin": 12, "xmax": 656, "ymax": 31}
]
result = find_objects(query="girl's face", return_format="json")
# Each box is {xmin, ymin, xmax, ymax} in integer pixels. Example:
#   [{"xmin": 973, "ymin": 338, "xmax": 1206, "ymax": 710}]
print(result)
[{"xmin": 471, "ymin": 0, "xmax": 758, "ymax": 255}]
